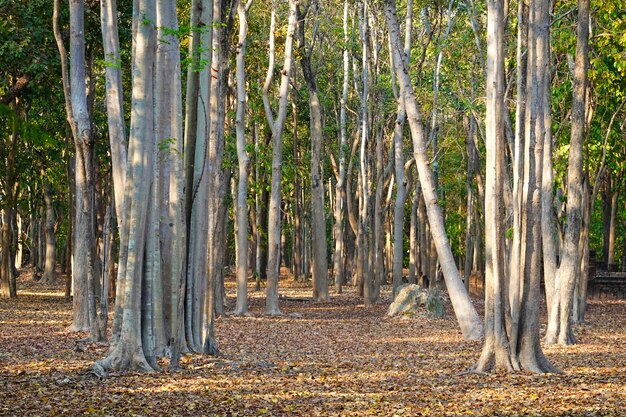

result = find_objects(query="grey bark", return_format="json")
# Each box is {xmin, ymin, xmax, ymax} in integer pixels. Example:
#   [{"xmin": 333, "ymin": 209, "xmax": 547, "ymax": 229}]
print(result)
[
  {"xmin": 42, "ymin": 184, "xmax": 57, "ymax": 284},
  {"xmin": 391, "ymin": 0, "xmax": 412, "ymax": 298},
  {"xmin": 264, "ymin": 0, "xmax": 298, "ymax": 315},
  {"xmin": 332, "ymin": 0, "xmax": 350, "ymax": 294},
  {"xmin": 59, "ymin": 0, "xmax": 101, "ymax": 341},
  {"xmin": 385, "ymin": 0, "xmax": 482, "ymax": 340},
  {"xmin": 100, "ymin": 0, "xmax": 127, "ymax": 226},
  {"xmin": 95, "ymin": 0, "xmax": 158, "ymax": 372},
  {"xmin": 544, "ymin": 0, "xmax": 589, "ymax": 346},
  {"xmin": 233, "ymin": 0, "xmax": 253, "ymax": 316},
  {"xmin": 296, "ymin": 1, "xmax": 329, "ymax": 302}
]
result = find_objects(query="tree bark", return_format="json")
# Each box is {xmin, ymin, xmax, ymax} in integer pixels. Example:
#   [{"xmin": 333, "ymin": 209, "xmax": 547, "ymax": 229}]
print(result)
[
  {"xmin": 94, "ymin": 0, "xmax": 158, "ymax": 372},
  {"xmin": 59, "ymin": 0, "xmax": 101, "ymax": 341},
  {"xmin": 474, "ymin": 0, "xmax": 557, "ymax": 373},
  {"xmin": 264, "ymin": 0, "xmax": 298, "ymax": 315},
  {"xmin": 42, "ymin": 183, "xmax": 57, "ymax": 284},
  {"xmin": 100, "ymin": 0, "xmax": 127, "ymax": 226},
  {"xmin": 233, "ymin": 0, "xmax": 252, "ymax": 316},
  {"xmin": 544, "ymin": 0, "xmax": 589, "ymax": 346},
  {"xmin": 296, "ymin": 1, "xmax": 329, "ymax": 302},
  {"xmin": 385, "ymin": 0, "xmax": 482, "ymax": 340}
]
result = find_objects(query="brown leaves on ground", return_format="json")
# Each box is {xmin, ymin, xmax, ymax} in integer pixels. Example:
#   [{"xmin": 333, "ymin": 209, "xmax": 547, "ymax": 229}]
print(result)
[{"xmin": 1, "ymin": 271, "xmax": 625, "ymax": 416}]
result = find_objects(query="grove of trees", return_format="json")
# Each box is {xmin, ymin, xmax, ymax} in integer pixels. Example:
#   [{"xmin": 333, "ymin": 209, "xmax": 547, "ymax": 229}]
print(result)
[{"xmin": 2, "ymin": 0, "xmax": 625, "ymax": 375}]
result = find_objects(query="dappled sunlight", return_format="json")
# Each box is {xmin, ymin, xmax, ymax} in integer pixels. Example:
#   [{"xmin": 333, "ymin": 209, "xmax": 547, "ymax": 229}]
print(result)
[{"xmin": 1, "ymin": 275, "xmax": 625, "ymax": 415}]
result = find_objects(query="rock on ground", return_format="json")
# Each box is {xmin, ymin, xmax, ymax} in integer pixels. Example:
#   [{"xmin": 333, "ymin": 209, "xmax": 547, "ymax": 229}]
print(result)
[{"xmin": 387, "ymin": 284, "xmax": 445, "ymax": 318}]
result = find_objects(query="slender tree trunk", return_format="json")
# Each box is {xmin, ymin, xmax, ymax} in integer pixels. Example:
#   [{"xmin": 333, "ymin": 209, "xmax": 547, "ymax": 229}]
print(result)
[
  {"xmin": 408, "ymin": 183, "xmax": 418, "ymax": 284},
  {"xmin": 332, "ymin": 0, "xmax": 350, "ymax": 294},
  {"xmin": 385, "ymin": 0, "xmax": 482, "ymax": 340},
  {"xmin": 56, "ymin": 0, "xmax": 101, "ymax": 340},
  {"xmin": 183, "ymin": 0, "xmax": 214, "ymax": 353},
  {"xmin": 390, "ymin": 0, "xmax": 412, "ymax": 297},
  {"xmin": 0, "ymin": 103, "xmax": 18, "ymax": 299},
  {"xmin": 233, "ymin": 0, "xmax": 252, "ymax": 316},
  {"xmin": 296, "ymin": 1, "xmax": 329, "ymax": 301},
  {"xmin": 358, "ymin": 0, "xmax": 373, "ymax": 306},
  {"xmin": 264, "ymin": 0, "xmax": 298, "ymax": 315},
  {"xmin": 0, "ymin": 209, "xmax": 16, "ymax": 298},
  {"xmin": 42, "ymin": 184, "xmax": 57, "ymax": 284},
  {"xmin": 100, "ymin": 0, "xmax": 127, "ymax": 226},
  {"xmin": 607, "ymin": 191, "xmax": 618, "ymax": 267},
  {"xmin": 463, "ymin": 116, "xmax": 476, "ymax": 292}
]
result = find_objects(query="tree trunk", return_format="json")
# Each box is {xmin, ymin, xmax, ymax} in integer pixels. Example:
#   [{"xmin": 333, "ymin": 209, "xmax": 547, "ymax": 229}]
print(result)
[
  {"xmin": 391, "ymin": 26, "xmax": 410, "ymax": 296},
  {"xmin": 94, "ymin": 0, "xmax": 158, "ymax": 372},
  {"xmin": 474, "ymin": 0, "xmax": 557, "ymax": 373},
  {"xmin": 233, "ymin": 0, "xmax": 252, "ymax": 316},
  {"xmin": 264, "ymin": 0, "xmax": 298, "ymax": 315},
  {"xmin": 100, "ymin": 0, "xmax": 127, "ymax": 226},
  {"xmin": 463, "ymin": 116, "xmax": 476, "ymax": 292},
  {"xmin": 0, "ymin": 209, "xmax": 16, "ymax": 298},
  {"xmin": 358, "ymin": 0, "xmax": 373, "ymax": 306},
  {"xmin": 385, "ymin": 0, "xmax": 482, "ymax": 340},
  {"xmin": 296, "ymin": 2, "xmax": 329, "ymax": 302},
  {"xmin": 42, "ymin": 184, "xmax": 57, "ymax": 284},
  {"xmin": 544, "ymin": 0, "xmax": 589, "ymax": 345},
  {"xmin": 331, "ymin": 0, "xmax": 350, "ymax": 294},
  {"xmin": 58, "ymin": 0, "xmax": 101, "ymax": 341},
  {"xmin": 184, "ymin": 0, "xmax": 214, "ymax": 353}
]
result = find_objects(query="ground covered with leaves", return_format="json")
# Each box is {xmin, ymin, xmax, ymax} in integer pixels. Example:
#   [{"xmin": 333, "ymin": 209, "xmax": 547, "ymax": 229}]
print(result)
[{"xmin": 1, "ymin": 272, "xmax": 625, "ymax": 416}]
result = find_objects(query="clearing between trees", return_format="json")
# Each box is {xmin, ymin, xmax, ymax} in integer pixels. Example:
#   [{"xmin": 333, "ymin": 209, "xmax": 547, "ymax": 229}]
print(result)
[{"xmin": 1, "ymin": 272, "xmax": 625, "ymax": 416}]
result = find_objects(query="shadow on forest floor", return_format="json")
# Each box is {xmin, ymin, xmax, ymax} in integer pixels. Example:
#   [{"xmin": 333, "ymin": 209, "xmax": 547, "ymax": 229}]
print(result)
[{"xmin": 1, "ymin": 270, "xmax": 625, "ymax": 416}]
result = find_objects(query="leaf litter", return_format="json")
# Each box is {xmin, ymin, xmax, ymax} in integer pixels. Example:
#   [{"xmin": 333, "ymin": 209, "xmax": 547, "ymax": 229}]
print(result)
[{"xmin": 0, "ymin": 271, "xmax": 625, "ymax": 416}]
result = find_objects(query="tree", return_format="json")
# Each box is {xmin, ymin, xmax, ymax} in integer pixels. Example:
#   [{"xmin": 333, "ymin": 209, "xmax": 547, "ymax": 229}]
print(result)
[
  {"xmin": 54, "ymin": 0, "xmax": 102, "ymax": 341},
  {"xmin": 473, "ymin": 0, "xmax": 557, "ymax": 373},
  {"xmin": 100, "ymin": 0, "xmax": 127, "ymax": 227},
  {"xmin": 385, "ymin": 0, "xmax": 482, "ymax": 341},
  {"xmin": 42, "ymin": 183, "xmax": 56, "ymax": 284},
  {"xmin": 296, "ymin": 0, "xmax": 329, "ymax": 302},
  {"xmin": 263, "ymin": 0, "xmax": 298, "ymax": 315},
  {"xmin": 544, "ymin": 0, "xmax": 590, "ymax": 345},
  {"xmin": 331, "ymin": 0, "xmax": 350, "ymax": 294},
  {"xmin": 95, "ymin": 0, "xmax": 168, "ymax": 372},
  {"xmin": 391, "ymin": 0, "xmax": 412, "ymax": 298},
  {"xmin": 233, "ymin": 0, "xmax": 253, "ymax": 316},
  {"xmin": 184, "ymin": 0, "xmax": 215, "ymax": 353}
]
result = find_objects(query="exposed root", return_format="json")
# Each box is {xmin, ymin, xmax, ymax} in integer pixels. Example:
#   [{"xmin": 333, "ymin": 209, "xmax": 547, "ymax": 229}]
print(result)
[
  {"xmin": 232, "ymin": 308, "xmax": 251, "ymax": 317},
  {"xmin": 203, "ymin": 336, "xmax": 219, "ymax": 356},
  {"xmin": 264, "ymin": 307, "xmax": 283, "ymax": 316},
  {"xmin": 93, "ymin": 342, "xmax": 156, "ymax": 374}
]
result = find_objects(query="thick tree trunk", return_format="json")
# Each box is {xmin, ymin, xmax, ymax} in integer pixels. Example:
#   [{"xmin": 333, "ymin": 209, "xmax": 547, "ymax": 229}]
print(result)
[
  {"xmin": 385, "ymin": 0, "xmax": 482, "ymax": 340},
  {"xmin": 544, "ymin": 0, "xmax": 589, "ymax": 346},
  {"xmin": 94, "ymin": 0, "xmax": 158, "ymax": 372},
  {"xmin": 474, "ymin": 0, "xmax": 557, "ymax": 373}
]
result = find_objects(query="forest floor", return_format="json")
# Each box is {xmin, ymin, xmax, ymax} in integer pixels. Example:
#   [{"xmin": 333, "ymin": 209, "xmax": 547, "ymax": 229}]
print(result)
[{"xmin": 1, "ymin": 270, "xmax": 625, "ymax": 416}]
